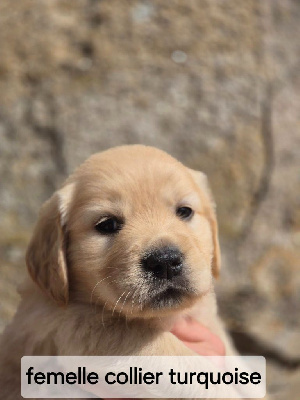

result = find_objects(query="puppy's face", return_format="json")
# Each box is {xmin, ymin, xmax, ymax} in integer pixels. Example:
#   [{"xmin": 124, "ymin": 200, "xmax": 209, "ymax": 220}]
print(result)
[{"xmin": 26, "ymin": 146, "xmax": 220, "ymax": 319}]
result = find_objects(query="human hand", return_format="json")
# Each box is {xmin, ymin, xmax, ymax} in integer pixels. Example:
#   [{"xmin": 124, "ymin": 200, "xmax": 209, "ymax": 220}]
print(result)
[{"xmin": 171, "ymin": 316, "xmax": 226, "ymax": 356}]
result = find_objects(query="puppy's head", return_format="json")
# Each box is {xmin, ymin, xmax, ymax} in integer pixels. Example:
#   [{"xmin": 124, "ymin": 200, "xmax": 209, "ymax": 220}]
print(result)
[{"xmin": 26, "ymin": 145, "xmax": 220, "ymax": 318}]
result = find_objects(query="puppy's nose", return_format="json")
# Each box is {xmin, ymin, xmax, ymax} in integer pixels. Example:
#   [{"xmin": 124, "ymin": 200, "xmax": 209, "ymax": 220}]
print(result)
[{"xmin": 141, "ymin": 246, "xmax": 184, "ymax": 279}]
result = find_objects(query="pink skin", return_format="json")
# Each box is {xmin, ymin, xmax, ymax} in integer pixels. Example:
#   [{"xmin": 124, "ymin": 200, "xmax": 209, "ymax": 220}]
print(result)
[
  {"xmin": 170, "ymin": 315, "xmax": 226, "ymax": 356},
  {"xmin": 104, "ymin": 317, "xmax": 225, "ymax": 399}
]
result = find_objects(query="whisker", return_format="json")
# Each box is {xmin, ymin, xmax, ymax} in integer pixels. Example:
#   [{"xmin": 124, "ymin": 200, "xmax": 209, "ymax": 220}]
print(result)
[
  {"xmin": 90, "ymin": 275, "xmax": 112, "ymax": 303},
  {"xmin": 112, "ymin": 291, "xmax": 126, "ymax": 316},
  {"xmin": 130, "ymin": 280, "xmax": 146, "ymax": 314},
  {"xmin": 93, "ymin": 277, "xmax": 118, "ymax": 316},
  {"xmin": 119, "ymin": 290, "xmax": 132, "ymax": 316},
  {"xmin": 130, "ymin": 286, "xmax": 140, "ymax": 315},
  {"xmin": 101, "ymin": 299, "xmax": 109, "ymax": 328}
]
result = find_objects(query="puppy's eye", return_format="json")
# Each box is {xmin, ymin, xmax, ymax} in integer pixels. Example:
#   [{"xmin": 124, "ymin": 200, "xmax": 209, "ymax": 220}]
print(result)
[
  {"xmin": 95, "ymin": 217, "xmax": 122, "ymax": 235},
  {"xmin": 176, "ymin": 206, "xmax": 194, "ymax": 220}
]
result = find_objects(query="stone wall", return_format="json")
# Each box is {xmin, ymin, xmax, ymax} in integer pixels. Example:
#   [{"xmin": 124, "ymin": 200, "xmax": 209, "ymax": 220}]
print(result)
[{"xmin": 0, "ymin": 1, "xmax": 299, "ymax": 398}]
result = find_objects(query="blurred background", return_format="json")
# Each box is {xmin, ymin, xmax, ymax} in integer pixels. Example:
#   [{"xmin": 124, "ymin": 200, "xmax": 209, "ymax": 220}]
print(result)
[{"xmin": 0, "ymin": 0, "xmax": 299, "ymax": 398}]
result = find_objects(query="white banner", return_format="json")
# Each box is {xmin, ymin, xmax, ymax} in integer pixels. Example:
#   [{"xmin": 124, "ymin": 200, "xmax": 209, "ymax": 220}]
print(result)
[{"xmin": 21, "ymin": 355, "xmax": 266, "ymax": 398}]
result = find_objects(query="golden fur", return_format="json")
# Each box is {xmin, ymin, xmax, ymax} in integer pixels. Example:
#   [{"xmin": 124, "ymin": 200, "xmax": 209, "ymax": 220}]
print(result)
[{"xmin": 0, "ymin": 145, "xmax": 236, "ymax": 399}]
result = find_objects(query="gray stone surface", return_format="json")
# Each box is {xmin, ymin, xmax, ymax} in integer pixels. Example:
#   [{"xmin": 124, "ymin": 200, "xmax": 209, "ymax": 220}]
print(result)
[{"xmin": 0, "ymin": 1, "xmax": 299, "ymax": 398}]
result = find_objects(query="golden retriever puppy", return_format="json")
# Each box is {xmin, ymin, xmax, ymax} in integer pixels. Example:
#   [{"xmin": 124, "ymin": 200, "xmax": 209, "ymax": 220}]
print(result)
[{"xmin": 0, "ymin": 145, "xmax": 235, "ymax": 399}]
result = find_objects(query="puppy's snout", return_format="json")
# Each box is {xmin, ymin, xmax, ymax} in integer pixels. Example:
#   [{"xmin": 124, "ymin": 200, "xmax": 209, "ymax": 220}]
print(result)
[{"xmin": 141, "ymin": 246, "xmax": 184, "ymax": 279}]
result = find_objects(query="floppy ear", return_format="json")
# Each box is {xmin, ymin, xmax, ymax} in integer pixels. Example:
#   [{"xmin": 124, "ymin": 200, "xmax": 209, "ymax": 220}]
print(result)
[
  {"xmin": 26, "ymin": 183, "xmax": 75, "ymax": 305},
  {"xmin": 188, "ymin": 169, "xmax": 221, "ymax": 278}
]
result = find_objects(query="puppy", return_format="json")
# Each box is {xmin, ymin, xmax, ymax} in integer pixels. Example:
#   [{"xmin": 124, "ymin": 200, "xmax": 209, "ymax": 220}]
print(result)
[{"xmin": 0, "ymin": 145, "xmax": 235, "ymax": 399}]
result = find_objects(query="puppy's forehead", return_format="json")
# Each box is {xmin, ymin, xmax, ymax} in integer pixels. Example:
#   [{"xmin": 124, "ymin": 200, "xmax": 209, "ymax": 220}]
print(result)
[{"xmin": 73, "ymin": 146, "xmax": 199, "ymax": 206}]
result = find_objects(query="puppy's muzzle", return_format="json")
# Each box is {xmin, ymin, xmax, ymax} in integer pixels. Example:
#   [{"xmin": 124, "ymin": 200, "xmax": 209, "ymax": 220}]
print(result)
[{"xmin": 141, "ymin": 245, "xmax": 184, "ymax": 280}]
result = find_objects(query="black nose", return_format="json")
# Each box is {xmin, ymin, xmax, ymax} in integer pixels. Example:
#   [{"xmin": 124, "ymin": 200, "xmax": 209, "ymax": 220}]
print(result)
[{"xmin": 141, "ymin": 246, "xmax": 184, "ymax": 279}]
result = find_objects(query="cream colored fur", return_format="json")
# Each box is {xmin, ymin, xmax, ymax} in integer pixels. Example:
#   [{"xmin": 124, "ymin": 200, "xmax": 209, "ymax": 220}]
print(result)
[{"xmin": 0, "ymin": 145, "xmax": 237, "ymax": 400}]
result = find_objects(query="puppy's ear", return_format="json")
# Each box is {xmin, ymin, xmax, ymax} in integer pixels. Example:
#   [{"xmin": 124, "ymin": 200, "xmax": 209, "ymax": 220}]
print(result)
[
  {"xmin": 26, "ymin": 183, "xmax": 75, "ymax": 305},
  {"xmin": 188, "ymin": 169, "xmax": 221, "ymax": 278}
]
